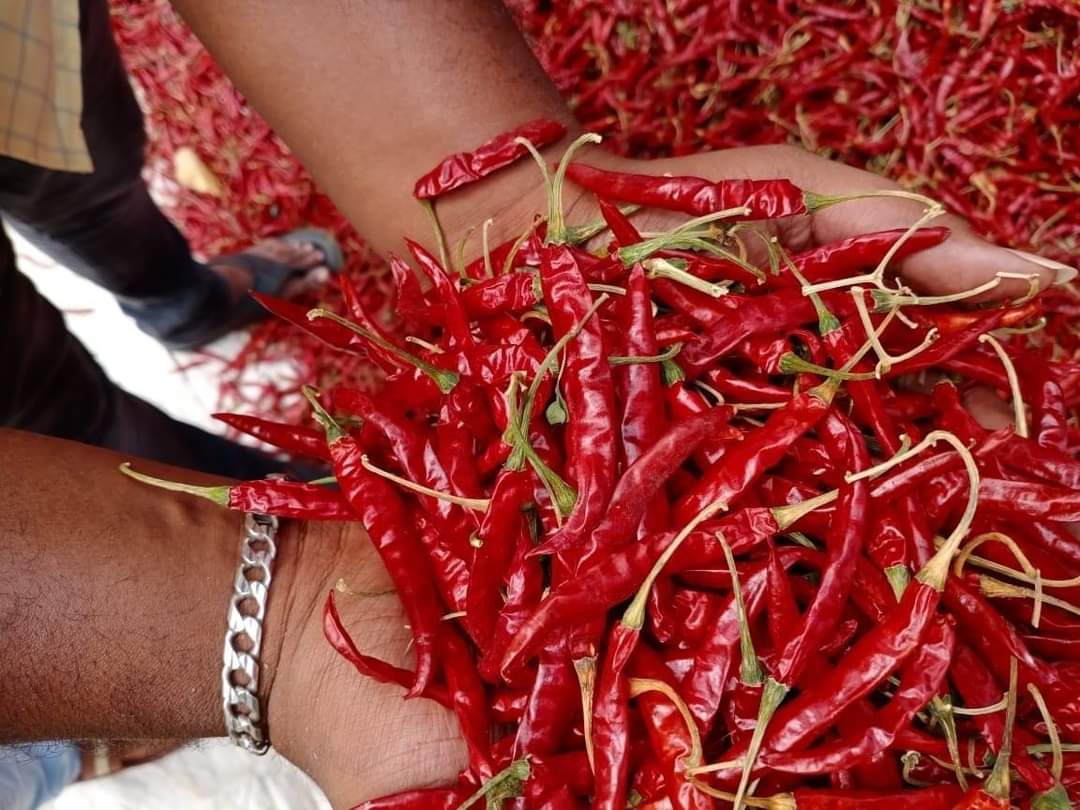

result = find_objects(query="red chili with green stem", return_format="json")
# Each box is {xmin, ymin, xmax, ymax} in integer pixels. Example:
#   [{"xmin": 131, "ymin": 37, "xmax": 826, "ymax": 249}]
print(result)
[
  {"xmin": 331, "ymin": 388, "xmax": 473, "ymax": 543},
  {"xmin": 338, "ymin": 271, "xmax": 406, "ymax": 373},
  {"xmin": 948, "ymin": 642, "xmax": 1055, "ymax": 792},
  {"xmin": 749, "ymin": 614, "xmax": 955, "ymax": 778},
  {"xmin": 714, "ymin": 439, "xmax": 979, "ymax": 776},
  {"xmin": 118, "ymin": 463, "xmax": 353, "ymax": 520},
  {"xmin": 303, "ymin": 388, "xmax": 443, "ymax": 698},
  {"xmin": 251, "ymin": 291, "xmax": 365, "ymax": 353},
  {"xmin": 629, "ymin": 646, "xmax": 712, "ymax": 810},
  {"xmin": 680, "ymin": 563, "xmax": 770, "ymax": 732},
  {"xmin": 766, "ymin": 227, "xmax": 951, "ymax": 290},
  {"xmin": 501, "ymin": 497, "xmax": 829, "ymax": 675},
  {"xmin": 952, "ymin": 659, "xmax": 1018, "ymax": 810}
]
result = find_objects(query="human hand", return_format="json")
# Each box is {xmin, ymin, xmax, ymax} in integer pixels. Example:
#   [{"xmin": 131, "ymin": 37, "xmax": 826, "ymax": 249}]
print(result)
[
  {"xmin": 455, "ymin": 140, "xmax": 1075, "ymax": 302},
  {"xmin": 264, "ymin": 524, "xmax": 467, "ymax": 809},
  {"xmin": 606, "ymin": 143, "xmax": 1076, "ymax": 299}
]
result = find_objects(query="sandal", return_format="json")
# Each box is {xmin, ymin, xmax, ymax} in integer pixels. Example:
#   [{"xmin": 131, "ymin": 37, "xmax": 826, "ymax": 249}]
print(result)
[{"xmin": 163, "ymin": 227, "xmax": 344, "ymax": 351}]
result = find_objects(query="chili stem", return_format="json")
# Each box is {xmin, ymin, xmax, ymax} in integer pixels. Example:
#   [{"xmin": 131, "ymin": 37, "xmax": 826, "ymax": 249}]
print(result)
[
  {"xmin": 480, "ymin": 217, "xmax": 495, "ymax": 278},
  {"xmin": 622, "ymin": 498, "xmax": 729, "ymax": 629},
  {"xmin": 846, "ymin": 430, "xmax": 978, "ymax": 591},
  {"xmin": 983, "ymin": 658, "xmax": 1018, "ymax": 800},
  {"xmin": 359, "ymin": 454, "xmax": 490, "ymax": 511},
  {"xmin": 643, "ymin": 257, "xmax": 731, "ymax": 298},
  {"xmin": 418, "ymin": 199, "xmax": 453, "ymax": 279},
  {"xmin": 548, "ymin": 133, "xmax": 603, "ymax": 244},
  {"xmin": 457, "ymin": 758, "xmax": 531, "ymax": 809},
  {"xmin": 801, "ymin": 203, "xmax": 946, "ymax": 295},
  {"xmin": 609, "ymin": 343, "xmax": 683, "ymax": 366},
  {"xmin": 574, "ymin": 656, "xmax": 598, "ymax": 774},
  {"xmin": 627, "ymin": 678, "xmax": 703, "ymax": 768},
  {"xmin": 118, "ymin": 462, "xmax": 229, "ymax": 507},
  {"xmin": 979, "ymin": 333, "xmax": 1029, "ymax": 438}
]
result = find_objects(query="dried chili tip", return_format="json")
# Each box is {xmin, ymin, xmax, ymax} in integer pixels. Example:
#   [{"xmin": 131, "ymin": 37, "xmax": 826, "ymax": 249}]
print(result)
[{"xmin": 412, "ymin": 118, "xmax": 568, "ymax": 200}]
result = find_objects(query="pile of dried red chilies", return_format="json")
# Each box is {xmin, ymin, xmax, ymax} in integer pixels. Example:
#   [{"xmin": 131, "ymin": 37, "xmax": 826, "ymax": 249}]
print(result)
[{"xmin": 124, "ymin": 119, "xmax": 1080, "ymax": 809}]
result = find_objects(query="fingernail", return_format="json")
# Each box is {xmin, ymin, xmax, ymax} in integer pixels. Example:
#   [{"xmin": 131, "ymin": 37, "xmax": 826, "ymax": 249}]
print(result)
[
  {"xmin": 307, "ymin": 267, "xmax": 331, "ymax": 285},
  {"xmin": 1005, "ymin": 248, "xmax": 1078, "ymax": 286}
]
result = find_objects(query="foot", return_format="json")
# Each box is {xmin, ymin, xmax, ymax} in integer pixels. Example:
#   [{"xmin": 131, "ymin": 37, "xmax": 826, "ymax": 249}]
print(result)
[{"xmin": 209, "ymin": 236, "xmax": 331, "ymax": 303}]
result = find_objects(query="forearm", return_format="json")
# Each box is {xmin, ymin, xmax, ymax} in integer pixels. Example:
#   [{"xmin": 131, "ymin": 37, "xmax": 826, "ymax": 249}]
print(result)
[
  {"xmin": 0, "ymin": 429, "xmax": 326, "ymax": 742},
  {"xmin": 170, "ymin": 0, "xmax": 582, "ymax": 258}
]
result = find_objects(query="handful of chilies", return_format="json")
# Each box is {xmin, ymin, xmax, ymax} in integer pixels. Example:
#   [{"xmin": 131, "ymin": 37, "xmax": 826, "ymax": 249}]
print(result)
[{"xmin": 123, "ymin": 123, "xmax": 1080, "ymax": 809}]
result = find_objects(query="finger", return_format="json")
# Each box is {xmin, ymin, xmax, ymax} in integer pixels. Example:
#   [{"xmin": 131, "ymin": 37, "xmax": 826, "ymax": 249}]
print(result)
[{"xmin": 633, "ymin": 145, "xmax": 1077, "ymax": 300}]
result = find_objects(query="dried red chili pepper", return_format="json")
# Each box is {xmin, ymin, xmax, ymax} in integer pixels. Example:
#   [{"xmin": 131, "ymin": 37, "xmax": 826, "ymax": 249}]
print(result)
[
  {"xmin": 212, "ymin": 412, "xmax": 332, "ymax": 462},
  {"xmin": 769, "ymin": 227, "xmax": 951, "ymax": 290},
  {"xmin": 437, "ymin": 626, "xmax": 494, "ymax": 779},
  {"xmin": 678, "ymin": 289, "xmax": 820, "ymax": 377},
  {"xmin": 304, "ymin": 391, "xmax": 442, "ymax": 697},
  {"xmin": 323, "ymin": 593, "xmax": 449, "ymax": 708},
  {"xmin": 118, "ymin": 463, "xmax": 352, "ymax": 520},
  {"xmin": 630, "ymin": 646, "xmax": 711, "ymax": 810},
  {"xmin": 773, "ymin": 411, "xmax": 869, "ymax": 685},
  {"xmin": 512, "ymin": 635, "xmax": 579, "ymax": 758},
  {"xmin": 591, "ymin": 620, "xmax": 636, "ymax": 810},
  {"xmin": 674, "ymin": 379, "xmax": 837, "ymax": 521},
  {"xmin": 527, "ymin": 244, "xmax": 618, "ymax": 561},
  {"xmin": 465, "ymin": 469, "xmax": 530, "ymax": 645},
  {"xmin": 461, "ymin": 272, "xmax": 541, "ymax": 318},
  {"xmin": 566, "ymin": 163, "xmax": 820, "ymax": 219},
  {"xmin": 350, "ymin": 785, "xmax": 472, "ymax": 810},
  {"xmin": 413, "ymin": 118, "xmax": 567, "ymax": 199},
  {"xmin": 756, "ymin": 614, "xmax": 955, "ymax": 776},
  {"xmin": 616, "ymin": 264, "xmax": 669, "ymax": 534},
  {"xmin": 536, "ymin": 408, "xmax": 728, "ymax": 560},
  {"xmin": 1024, "ymin": 355, "xmax": 1070, "ymax": 452}
]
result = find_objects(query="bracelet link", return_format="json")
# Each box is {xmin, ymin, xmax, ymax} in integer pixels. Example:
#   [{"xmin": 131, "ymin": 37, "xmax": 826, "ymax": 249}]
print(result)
[{"xmin": 222, "ymin": 512, "xmax": 279, "ymax": 755}]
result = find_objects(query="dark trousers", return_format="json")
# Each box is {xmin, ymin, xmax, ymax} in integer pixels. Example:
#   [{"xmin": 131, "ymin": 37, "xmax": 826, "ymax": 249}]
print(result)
[{"xmin": 0, "ymin": 0, "xmax": 278, "ymax": 479}]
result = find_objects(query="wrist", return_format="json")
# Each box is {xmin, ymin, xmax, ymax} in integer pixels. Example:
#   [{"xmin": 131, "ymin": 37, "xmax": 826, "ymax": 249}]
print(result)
[
  {"xmin": 259, "ymin": 517, "xmax": 350, "ymax": 743},
  {"xmin": 259, "ymin": 519, "xmax": 467, "ymax": 807}
]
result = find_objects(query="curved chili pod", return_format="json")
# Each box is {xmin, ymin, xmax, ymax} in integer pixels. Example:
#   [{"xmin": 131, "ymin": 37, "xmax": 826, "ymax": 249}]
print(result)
[{"xmin": 413, "ymin": 118, "xmax": 567, "ymax": 199}]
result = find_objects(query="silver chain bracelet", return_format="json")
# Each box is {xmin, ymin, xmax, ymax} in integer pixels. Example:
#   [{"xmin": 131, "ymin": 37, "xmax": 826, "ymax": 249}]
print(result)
[{"xmin": 221, "ymin": 512, "xmax": 279, "ymax": 754}]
